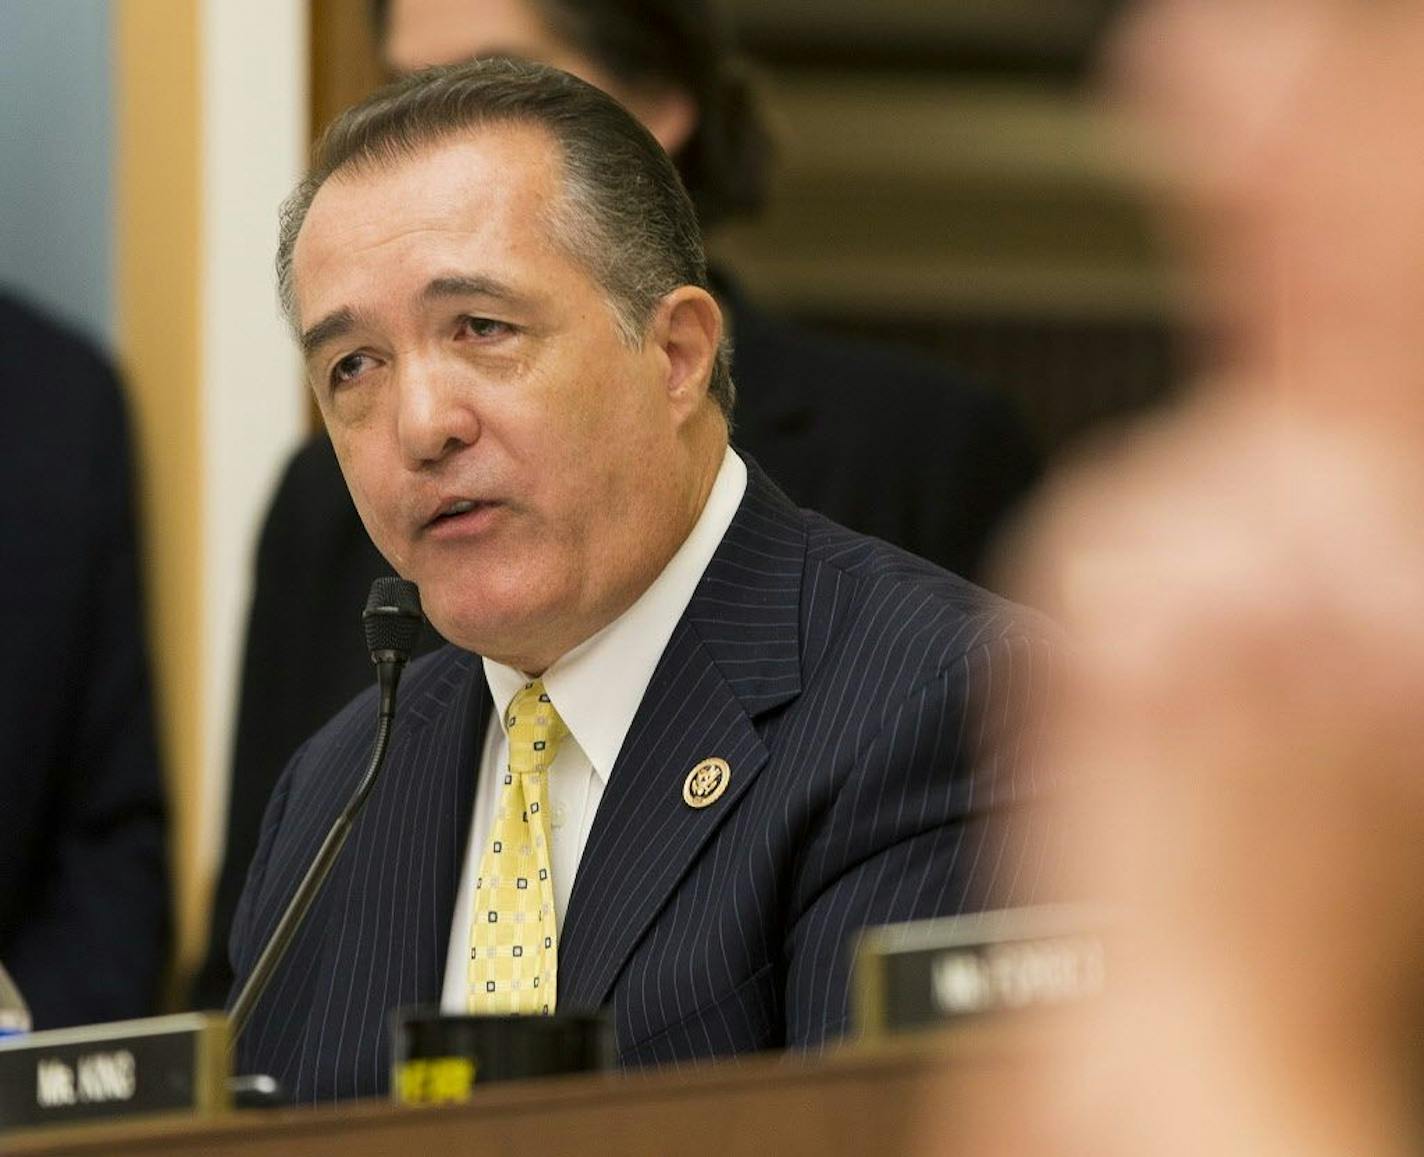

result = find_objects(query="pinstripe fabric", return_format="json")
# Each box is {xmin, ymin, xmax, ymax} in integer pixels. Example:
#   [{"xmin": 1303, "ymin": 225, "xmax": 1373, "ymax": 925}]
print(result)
[{"xmin": 228, "ymin": 463, "xmax": 1053, "ymax": 1102}]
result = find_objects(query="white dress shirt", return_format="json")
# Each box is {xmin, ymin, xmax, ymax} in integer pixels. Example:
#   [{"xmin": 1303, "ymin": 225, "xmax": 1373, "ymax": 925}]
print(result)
[{"xmin": 440, "ymin": 448, "xmax": 748, "ymax": 1011}]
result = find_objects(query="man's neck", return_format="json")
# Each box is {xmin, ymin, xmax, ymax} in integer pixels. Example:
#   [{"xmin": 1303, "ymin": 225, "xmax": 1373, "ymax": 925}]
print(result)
[{"xmin": 507, "ymin": 428, "xmax": 729, "ymax": 677}]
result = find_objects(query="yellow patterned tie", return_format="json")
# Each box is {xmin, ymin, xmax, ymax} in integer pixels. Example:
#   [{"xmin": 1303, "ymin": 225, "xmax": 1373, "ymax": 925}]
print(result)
[{"xmin": 467, "ymin": 680, "xmax": 568, "ymax": 1014}]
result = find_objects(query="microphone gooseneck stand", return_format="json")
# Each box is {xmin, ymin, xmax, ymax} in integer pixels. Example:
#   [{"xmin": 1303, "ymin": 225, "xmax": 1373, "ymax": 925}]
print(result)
[{"xmin": 227, "ymin": 577, "xmax": 424, "ymax": 1053}]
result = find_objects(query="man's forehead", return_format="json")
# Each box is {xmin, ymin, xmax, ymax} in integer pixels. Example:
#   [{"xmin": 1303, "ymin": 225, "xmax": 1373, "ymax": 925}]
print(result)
[
  {"xmin": 293, "ymin": 121, "xmax": 569, "ymax": 301},
  {"xmin": 310, "ymin": 121, "xmax": 561, "ymax": 219}
]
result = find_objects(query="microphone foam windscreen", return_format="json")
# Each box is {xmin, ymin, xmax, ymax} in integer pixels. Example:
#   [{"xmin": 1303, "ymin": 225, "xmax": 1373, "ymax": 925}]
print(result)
[{"xmin": 363, "ymin": 577, "xmax": 424, "ymax": 659}]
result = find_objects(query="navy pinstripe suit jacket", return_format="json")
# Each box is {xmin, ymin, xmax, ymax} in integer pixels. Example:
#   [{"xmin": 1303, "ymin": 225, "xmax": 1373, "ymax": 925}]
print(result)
[{"xmin": 229, "ymin": 465, "xmax": 1051, "ymax": 1103}]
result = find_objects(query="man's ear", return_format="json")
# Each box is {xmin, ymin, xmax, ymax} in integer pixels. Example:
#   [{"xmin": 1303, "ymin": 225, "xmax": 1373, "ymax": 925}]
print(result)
[{"xmin": 652, "ymin": 286, "xmax": 722, "ymax": 418}]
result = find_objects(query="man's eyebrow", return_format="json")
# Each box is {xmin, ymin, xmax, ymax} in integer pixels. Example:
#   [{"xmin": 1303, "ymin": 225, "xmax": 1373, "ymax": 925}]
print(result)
[
  {"xmin": 299, "ymin": 277, "xmax": 533, "ymax": 359},
  {"xmin": 422, "ymin": 275, "xmax": 534, "ymax": 308},
  {"xmin": 300, "ymin": 308, "xmax": 356, "ymax": 360}
]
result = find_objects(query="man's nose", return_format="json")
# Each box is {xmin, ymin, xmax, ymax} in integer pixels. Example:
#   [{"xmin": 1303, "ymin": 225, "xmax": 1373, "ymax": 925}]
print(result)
[{"xmin": 394, "ymin": 358, "xmax": 480, "ymax": 468}]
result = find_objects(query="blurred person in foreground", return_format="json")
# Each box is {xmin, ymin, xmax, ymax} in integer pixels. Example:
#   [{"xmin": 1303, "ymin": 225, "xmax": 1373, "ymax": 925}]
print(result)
[
  {"xmin": 0, "ymin": 292, "xmax": 169, "ymax": 1029},
  {"xmin": 226, "ymin": 59, "xmax": 1049, "ymax": 1101},
  {"xmin": 918, "ymin": 1, "xmax": 1424, "ymax": 1153},
  {"xmin": 195, "ymin": 0, "xmax": 1041, "ymax": 1009}
]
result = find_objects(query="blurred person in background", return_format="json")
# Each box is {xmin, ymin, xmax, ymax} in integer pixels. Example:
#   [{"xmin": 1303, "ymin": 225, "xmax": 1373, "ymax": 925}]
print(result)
[
  {"xmin": 193, "ymin": 0, "xmax": 1042, "ymax": 1008},
  {"xmin": 918, "ymin": 0, "xmax": 1424, "ymax": 1153},
  {"xmin": 0, "ymin": 291, "xmax": 169, "ymax": 1030}
]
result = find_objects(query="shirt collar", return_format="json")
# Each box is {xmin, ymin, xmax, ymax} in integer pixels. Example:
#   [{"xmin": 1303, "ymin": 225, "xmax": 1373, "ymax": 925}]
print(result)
[{"xmin": 483, "ymin": 447, "xmax": 748, "ymax": 784}]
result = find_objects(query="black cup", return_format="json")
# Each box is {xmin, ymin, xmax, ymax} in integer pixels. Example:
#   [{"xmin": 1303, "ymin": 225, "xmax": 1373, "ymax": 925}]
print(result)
[{"xmin": 390, "ymin": 1007, "xmax": 614, "ymax": 1104}]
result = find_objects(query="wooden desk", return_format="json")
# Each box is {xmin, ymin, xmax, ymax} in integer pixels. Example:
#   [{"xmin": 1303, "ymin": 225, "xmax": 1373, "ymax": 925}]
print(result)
[{"xmin": 7, "ymin": 1036, "xmax": 1004, "ymax": 1157}]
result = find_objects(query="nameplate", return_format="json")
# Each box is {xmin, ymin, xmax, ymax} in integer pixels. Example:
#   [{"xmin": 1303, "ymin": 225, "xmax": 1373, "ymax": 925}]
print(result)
[
  {"xmin": 853, "ymin": 906, "xmax": 1106, "ymax": 1037},
  {"xmin": 0, "ymin": 1012, "xmax": 229, "ymax": 1131}
]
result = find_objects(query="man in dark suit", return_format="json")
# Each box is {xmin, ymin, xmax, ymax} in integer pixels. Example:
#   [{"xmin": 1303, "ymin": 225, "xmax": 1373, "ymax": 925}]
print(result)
[
  {"xmin": 230, "ymin": 60, "xmax": 1049, "ymax": 1101},
  {"xmin": 194, "ymin": 0, "xmax": 1040, "ymax": 1010},
  {"xmin": 0, "ymin": 292, "xmax": 169, "ymax": 1029}
]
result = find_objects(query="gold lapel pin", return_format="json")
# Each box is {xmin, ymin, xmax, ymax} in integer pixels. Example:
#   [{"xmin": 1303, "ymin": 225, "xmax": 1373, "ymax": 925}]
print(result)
[{"xmin": 683, "ymin": 758, "xmax": 730, "ymax": 808}]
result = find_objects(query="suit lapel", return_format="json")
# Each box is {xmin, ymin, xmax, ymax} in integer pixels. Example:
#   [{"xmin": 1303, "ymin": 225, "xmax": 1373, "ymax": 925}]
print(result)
[
  {"xmin": 320, "ymin": 650, "xmax": 488, "ymax": 1023},
  {"xmin": 558, "ymin": 467, "xmax": 807, "ymax": 1010}
]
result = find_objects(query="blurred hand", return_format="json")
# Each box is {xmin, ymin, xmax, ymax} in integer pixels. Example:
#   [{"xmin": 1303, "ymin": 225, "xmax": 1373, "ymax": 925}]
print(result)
[{"xmin": 964, "ymin": 393, "xmax": 1424, "ymax": 1156}]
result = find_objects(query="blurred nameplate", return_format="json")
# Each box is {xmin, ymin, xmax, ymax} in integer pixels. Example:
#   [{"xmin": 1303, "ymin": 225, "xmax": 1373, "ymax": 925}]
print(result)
[
  {"xmin": 853, "ymin": 906, "xmax": 1105, "ymax": 1037},
  {"xmin": 0, "ymin": 1012, "xmax": 229, "ymax": 1131}
]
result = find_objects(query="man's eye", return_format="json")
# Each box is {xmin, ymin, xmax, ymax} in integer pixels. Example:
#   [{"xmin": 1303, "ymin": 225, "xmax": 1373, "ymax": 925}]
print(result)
[
  {"xmin": 330, "ymin": 352, "xmax": 372, "ymax": 386},
  {"xmin": 458, "ymin": 316, "xmax": 513, "ymax": 340}
]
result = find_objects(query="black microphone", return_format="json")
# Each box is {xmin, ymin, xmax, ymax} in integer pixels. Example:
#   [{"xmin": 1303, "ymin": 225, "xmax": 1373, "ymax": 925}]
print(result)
[{"xmin": 228, "ymin": 578, "xmax": 424, "ymax": 1049}]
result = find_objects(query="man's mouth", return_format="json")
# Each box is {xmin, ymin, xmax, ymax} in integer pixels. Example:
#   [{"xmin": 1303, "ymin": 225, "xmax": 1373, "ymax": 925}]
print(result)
[
  {"xmin": 437, "ymin": 498, "xmax": 479, "ymax": 520},
  {"xmin": 424, "ymin": 497, "xmax": 502, "ymax": 537}
]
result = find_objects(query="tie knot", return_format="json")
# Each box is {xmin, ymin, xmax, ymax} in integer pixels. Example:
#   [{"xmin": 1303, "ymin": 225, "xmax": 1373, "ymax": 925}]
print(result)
[{"xmin": 504, "ymin": 680, "xmax": 569, "ymax": 775}]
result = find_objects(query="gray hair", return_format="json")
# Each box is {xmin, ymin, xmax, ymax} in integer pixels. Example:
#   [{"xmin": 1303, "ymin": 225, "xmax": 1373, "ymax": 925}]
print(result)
[{"xmin": 276, "ymin": 57, "xmax": 734, "ymax": 418}]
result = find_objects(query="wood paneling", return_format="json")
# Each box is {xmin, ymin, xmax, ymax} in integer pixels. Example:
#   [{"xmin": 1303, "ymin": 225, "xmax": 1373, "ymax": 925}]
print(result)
[
  {"xmin": 310, "ymin": 0, "xmax": 387, "ymax": 143},
  {"xmin": 727, "ymin": 0, "xmax": 1120, "ymax": 69},
  {"xmin": 709, "ymin": 73, "xmax": 1162, "ymax": 322},
  {"xmin": 114, "ymin": 0, "xmax": 205, "ymax": 993}
]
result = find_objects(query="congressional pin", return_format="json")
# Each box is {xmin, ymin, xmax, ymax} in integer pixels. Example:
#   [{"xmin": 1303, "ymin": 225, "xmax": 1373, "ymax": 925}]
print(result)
[{"xmin": 683, "ymin": 758, "xmax": 730, "ymax": 808}]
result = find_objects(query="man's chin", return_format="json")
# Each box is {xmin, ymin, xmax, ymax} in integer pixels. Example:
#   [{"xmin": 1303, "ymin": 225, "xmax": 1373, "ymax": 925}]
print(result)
[{"xmin": 423, "ymin": 595, "xmax": 548, "ymax": 669}]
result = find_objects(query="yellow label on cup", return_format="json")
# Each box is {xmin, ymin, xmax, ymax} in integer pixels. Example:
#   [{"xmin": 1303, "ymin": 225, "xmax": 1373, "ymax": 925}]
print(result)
[{"xmin": 394, "ymin": 1056, "xmax": 477, "ymax": 1104}]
